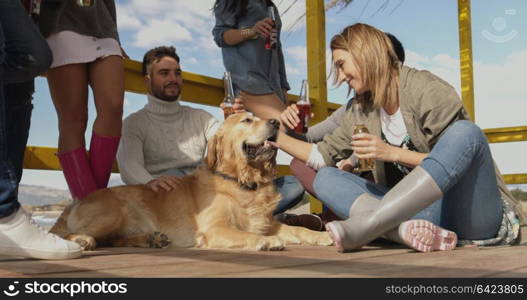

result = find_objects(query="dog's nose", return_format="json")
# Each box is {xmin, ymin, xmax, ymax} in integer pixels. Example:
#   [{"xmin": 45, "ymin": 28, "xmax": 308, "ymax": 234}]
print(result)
[{"xmin": 268, "ymin": 119, "xmax": 280, "ymax": 129}]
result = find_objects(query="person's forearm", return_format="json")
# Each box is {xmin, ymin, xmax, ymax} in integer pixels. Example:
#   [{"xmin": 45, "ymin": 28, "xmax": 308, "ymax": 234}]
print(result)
[
  {"xmin": 120, "ymin": 164, "xmax": 155, "ymax": 185},
  {"xmin": 392, "ymin": 147, "xmax": 428, "ymax": 168},
  {"xmin": 276, "ymin": 132, "xmax": 313, "ymax": 162},
  {"xmin": 222, "ymin": 28, "xmax": 257, "ymax": 46}
]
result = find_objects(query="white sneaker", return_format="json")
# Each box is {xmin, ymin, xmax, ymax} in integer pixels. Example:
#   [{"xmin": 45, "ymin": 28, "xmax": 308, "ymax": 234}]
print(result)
[{"xmin": 0, "ymin": 208, "xmax": 82, "ymax": 260}]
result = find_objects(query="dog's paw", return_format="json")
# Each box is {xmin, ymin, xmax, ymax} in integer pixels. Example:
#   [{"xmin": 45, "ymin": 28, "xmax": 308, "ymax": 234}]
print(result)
[
  {"xmin": 254, "ymin": 236, "xmax": 285, "ymax": 251},
  {"xmin": 69, "ymin": 234, "xmax": 97, "ymax": 250},
  {"xmin": 147, "ymin": 232, "xmax": 171, "ymax": 248}
]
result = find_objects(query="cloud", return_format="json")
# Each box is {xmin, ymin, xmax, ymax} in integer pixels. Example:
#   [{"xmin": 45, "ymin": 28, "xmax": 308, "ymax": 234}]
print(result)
[
  {"xmin": 405, "ymin": 50, "xmax": 430, "ymax": 67},
  {"xmin": 116, "ymin": 4, "xmax": 142, "ymax": 30},
  {"xmin": 118, "ymin": 0, "xmax": 215, "ymax": 49},
  {"xmin": 285, "ymin": 64, "xmax": 301, "ymax": 75},
  {"xmin": 405, "ymin": 49, "xmax": 527, "ymax": 174},
  {"xmin": 405, "ymin": 49, "xmax": 527, "ymax": 128},
  {"xmin": 133, "ymin": 19, "xmax": 192, "ymax": 48},
  {"xmin": 186, "ymin": 57, "xmax": 198, "ymax": 65},
  {"xmin": 117, "ymin": 0, "xmax": 309, "ymax": 48},
  {"xmin": 286, "ymin": 46, "xmax": 308, "ymax": 64},
  {"xmin": 276, "ymin": 0, "xmax": 307, "ymax": 32}
]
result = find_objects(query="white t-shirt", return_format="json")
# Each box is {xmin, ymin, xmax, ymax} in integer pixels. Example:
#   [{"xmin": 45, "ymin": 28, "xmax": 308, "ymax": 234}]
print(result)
[
  {"xmin": 380, "ymin": 107, "xmax": 408, "ymax": 146},
  {"xmin": 307, "ymin": 107, "xmax": 409, "ymax": 169}
]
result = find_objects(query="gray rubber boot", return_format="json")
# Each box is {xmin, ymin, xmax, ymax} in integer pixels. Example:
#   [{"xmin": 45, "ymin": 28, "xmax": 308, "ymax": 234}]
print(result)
[
  {"xmin": 325, "ymin": 166, "xmax": 443, "ymax": 252},
  {"xmin": 344, "ymin": 193, "xmax": 404, "ymax": 245}
]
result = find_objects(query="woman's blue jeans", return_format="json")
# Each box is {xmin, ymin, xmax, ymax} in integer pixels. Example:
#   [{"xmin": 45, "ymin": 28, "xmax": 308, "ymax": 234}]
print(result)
[
  {"xmin": 0, "ymin": 0, "xmax": 52, "ymax": 217},
  {"xmin": 313, "ymin": 120, "xmax": 503, "ymax": 240}
]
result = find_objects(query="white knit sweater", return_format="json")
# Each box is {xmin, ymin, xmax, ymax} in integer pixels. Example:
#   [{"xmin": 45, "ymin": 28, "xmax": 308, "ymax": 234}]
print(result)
[{"xmin": 117, "ymin": 94, "xmax": 220, "ymax": 184}]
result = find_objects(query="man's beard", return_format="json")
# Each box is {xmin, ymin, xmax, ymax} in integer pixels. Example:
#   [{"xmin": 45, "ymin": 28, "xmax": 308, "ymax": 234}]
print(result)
[{"xmin": 152, "ymin": 85, "xmax": 180, "ymax": 102}]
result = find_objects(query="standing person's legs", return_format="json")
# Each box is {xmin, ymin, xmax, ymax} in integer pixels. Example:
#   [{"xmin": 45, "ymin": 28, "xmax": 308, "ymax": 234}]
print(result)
[
  {"xmin": 0, "ymin": 0, "xmax": 48, "ymax": 183},
  {"xmin": 47, "ymin": 63, "xmax": 97, "ymax": 199},
  {"xmin": 0, "ymin": 4, "xmax": 81, "ymax": 259},
  {"xmin": 0, "ymin": 29, "xmax": 19, "ymax": 217},
  {"xmin": 47, "ymin": 64, "xmax": 90, "ymax": 152},
  {"xmin": 88, "ymin": 56, "xmax": 124, "ymax": 188},
  {"xmin": 5, "ymin": 80, "xmax": 34, "ymax": 182},
  {"xmin": 0, "ymin": 0, "xmax": 51, "ymax": 84},
  {"xmin": 89, "ymin": 56, "xmax": 123, "ymax": 137}
]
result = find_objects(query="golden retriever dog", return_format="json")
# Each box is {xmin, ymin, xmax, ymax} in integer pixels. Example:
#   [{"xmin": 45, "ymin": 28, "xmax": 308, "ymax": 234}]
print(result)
[{"xmin": 50, "ymin": 113, "xmax": 332, "ymax": 251}]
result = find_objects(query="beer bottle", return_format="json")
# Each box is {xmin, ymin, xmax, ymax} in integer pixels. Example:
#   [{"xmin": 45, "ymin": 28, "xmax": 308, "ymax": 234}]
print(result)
[
  {"xmin": 222, "ymin": 72, "xmax": 235, "ymax": 119},
  {"xmin": 294, "ymin": 80, "xmax": 311, "ymax": 134},
  {"xmin": 265, "ymin": 7, "xmax": 277, "ymax": 50},
  {"xmin": 353, "ymin": 124, "xmax": 375, "ymax": 172}
]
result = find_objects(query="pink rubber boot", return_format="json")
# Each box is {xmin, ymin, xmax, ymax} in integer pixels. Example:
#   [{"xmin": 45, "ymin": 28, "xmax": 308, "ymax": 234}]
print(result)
[
  {"xmin": 57, "ymin": 147, "xmax": 98, "ymax": 199},
  {"xmin": 89, "ymin": 132, "xmax": 120, "ymax": 188}
]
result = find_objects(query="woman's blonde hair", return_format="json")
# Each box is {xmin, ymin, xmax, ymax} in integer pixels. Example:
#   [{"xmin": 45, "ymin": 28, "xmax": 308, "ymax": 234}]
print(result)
[{"xmin": 330, "ymin": 23, "xmax": 400, "ymax": 110}]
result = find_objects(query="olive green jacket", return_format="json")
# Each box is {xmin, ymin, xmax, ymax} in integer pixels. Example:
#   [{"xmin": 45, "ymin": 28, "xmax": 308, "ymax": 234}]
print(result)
[{"xmin": 317, "ymin": 66, "xmax": 527, "ymax": 242}]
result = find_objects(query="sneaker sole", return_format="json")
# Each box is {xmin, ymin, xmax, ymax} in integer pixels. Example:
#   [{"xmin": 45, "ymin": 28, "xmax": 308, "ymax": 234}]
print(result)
[
  {"xmin": 399, "ymin": 220, "xmax": 457, "ymax": 252},
  {"xmin": 1, "ymin": 246, "xmax": 82, "ymax": 260}
]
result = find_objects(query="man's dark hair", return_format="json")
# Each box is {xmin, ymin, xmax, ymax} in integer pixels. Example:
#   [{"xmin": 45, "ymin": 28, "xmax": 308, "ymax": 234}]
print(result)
[
  {"xmin": 142, "ymin": 46, "xmax": 180, "ymax": 76},
  {"xmin": 385, "ymin": 32, "xmax": 405, "ymax": 63}
]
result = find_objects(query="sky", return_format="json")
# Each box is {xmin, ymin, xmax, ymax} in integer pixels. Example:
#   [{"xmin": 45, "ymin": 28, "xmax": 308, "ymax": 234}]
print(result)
[{"xmin": 21, "ymin": 0, "xmax": 527, "ymax": 190}]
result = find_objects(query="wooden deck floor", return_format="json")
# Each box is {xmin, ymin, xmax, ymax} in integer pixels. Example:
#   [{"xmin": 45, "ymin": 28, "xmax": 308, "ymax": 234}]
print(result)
[{"xmin": 1, "ymin": 244, "xmax": 527, "ymax": 278}]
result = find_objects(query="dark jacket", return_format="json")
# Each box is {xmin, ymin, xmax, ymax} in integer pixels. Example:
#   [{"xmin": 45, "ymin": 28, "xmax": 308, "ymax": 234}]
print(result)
[{"xmin": 39, "ymin": 0, "xmax": 119, "ymax": 42}]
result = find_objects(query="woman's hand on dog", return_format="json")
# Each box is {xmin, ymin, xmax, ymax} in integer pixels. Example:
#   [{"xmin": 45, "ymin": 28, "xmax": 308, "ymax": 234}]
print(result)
[{"xmin": 146, "ymin": 176, "xmax": 183, "ymax": 192}]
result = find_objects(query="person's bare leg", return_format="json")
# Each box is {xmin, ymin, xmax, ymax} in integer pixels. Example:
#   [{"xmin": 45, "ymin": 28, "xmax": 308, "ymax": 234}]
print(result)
[
  {"xmin": 46, "ymin": 64, "xmax": 89, "ymax": 152},
  {"xmin": 89, "ymin": 55, "xmax": 124, "ymax": 136},
  {"xmin": 88, "ymin": 56, "xmax": 124, "ymax": 188},
  {"xmin": 47, "ymin": 63, "xmax": 97, "ymax": 198}
]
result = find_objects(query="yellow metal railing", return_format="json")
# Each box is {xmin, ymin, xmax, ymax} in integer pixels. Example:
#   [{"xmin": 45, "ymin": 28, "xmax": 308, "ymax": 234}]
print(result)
[
  {"xmin": 23, "ymin": 57, "xmax": 340, "ymax": 175},
  {"xmin": 457, "ymin": 0, "xmax": 526, "ymax": 184}
]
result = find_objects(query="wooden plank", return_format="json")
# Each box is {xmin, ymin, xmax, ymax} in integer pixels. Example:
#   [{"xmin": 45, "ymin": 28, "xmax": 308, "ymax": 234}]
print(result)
[
  {"xmin": 3, "ymin": 245, "xmax": 526, "ymax": 278},
  {"xmin": 0, "ymin": 246, "xmax": 406, "ymax": 278},
  {"xmin": 212, "ymin": 246, "xmax": 527, "ymax": 278}
]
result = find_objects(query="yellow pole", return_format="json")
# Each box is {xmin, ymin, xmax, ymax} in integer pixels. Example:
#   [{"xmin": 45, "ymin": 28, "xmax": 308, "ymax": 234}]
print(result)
[
  {"xmin": 458, "ymin": 0, "xmax": 475, "ymax": 121},
  {"xmin": 306, "ymin": 0, "xmax": 328, "ymax": 213}
]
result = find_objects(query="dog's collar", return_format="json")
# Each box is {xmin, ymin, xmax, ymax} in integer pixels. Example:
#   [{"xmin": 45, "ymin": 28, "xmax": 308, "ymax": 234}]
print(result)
[{"xmin": 212, "ymin": 171, "xmax": 258, "ymax": 191}]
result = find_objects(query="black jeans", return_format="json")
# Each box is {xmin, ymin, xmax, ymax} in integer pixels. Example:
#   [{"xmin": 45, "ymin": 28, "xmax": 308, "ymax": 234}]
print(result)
[{"xmin": 0, "ymin": 0, "xmax": 51, "ymax": 217}]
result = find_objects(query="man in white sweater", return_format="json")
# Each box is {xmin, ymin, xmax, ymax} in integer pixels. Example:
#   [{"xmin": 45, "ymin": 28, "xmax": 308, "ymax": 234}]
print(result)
[{"xmin": 117, "ymin": 46, "xmax": 304, "ymax": 213}]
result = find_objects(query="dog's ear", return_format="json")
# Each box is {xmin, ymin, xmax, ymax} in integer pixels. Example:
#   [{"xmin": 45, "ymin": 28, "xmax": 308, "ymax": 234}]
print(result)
[{"xmin": 206, "ymin": 134, "xmax": 219, "ymax": 170}]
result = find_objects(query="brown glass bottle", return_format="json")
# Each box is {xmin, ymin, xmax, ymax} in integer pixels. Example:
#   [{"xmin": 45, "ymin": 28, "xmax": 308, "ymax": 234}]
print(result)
[
  {"xmin": 265, "ymin": 7, "xmax": 277, "ymax": 50},
  {"xmin": 222, "ymin": 72, "xmax": 235, "ymax": 119},
  {"xmin": 353, "ymin": 124, "xmax": 375, "ymax": 172},
  {"xmin": 294, "ymin": 80, "xmax": 311, "ymax": 134}
]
